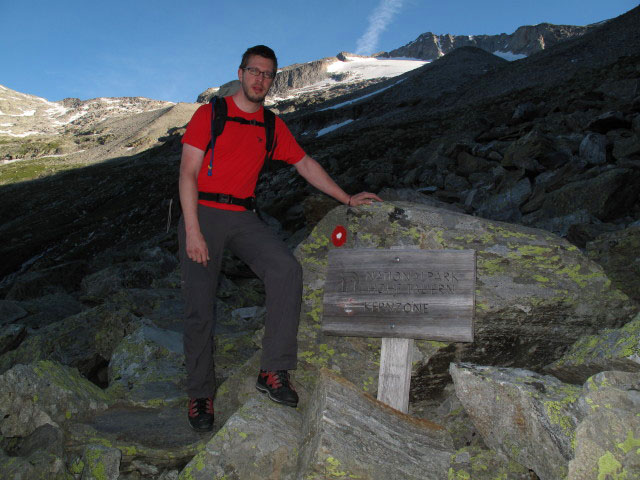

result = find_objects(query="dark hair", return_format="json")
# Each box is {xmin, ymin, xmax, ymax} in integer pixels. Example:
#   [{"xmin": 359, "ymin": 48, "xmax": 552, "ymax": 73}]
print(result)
[{"xmin": 240, "ymin": 45, "xmax": 278, "ymax": 72}]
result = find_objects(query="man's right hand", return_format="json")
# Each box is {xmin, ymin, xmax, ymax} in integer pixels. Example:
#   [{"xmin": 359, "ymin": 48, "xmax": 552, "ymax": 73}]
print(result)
[{"xmin": 186, "ymin": 231, "xmax": 210, "ymax": 267}]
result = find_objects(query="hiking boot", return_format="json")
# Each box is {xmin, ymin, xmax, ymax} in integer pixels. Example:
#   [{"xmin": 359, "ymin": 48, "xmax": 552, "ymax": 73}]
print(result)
[
  {"xmin": 256, "ymin": 370, "xmax": 298, "ymax": 407},
  {"xmin": 187, "ymin": 397, "xmax": 214, "ymax": 432}
]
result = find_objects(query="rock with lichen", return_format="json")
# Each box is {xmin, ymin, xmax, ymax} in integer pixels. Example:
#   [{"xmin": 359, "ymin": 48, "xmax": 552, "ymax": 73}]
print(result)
[
  {"xmin": 293, "ymin": 202, "xmax": 637, "ymax": 400},
  {"xmin": 0, "ymin": 360, "xmax": 110, "ymax": 437},
  {"xmin": 568, "ymin": 370, "xmax": 640, "ymax": 479},
  {"xmin": 81, "ymin": 444, "xmax": 122, "ymax": 480},
  {"xmin": 448, "ymin": 446, "xmax": 531, "ymax": 479},
  {"xmin": 0, "ymin": 448, "xmax": 70, "ymax": 479},
  {"xmin": 0, "ymin": 303, "xmax": 140, "ymax": 378},
  {"xmin": 65, "ymin": 405, "xmax": 206, "ymax": 472},
  {"xmin": 178, "ymin": 395, "xmax": 303, "ymax": 480},
  {"xmin": 586, "ymin": 225, "xmax": 640, "ymax": 304},
  {"xmin": 297, "ymin": 368, "xmax": 453, "ymax": 480},
  {"xmin": 450, "ymin": 362, "xmax": 584, "ymax": 480},
  {"xmin": 106, "ymin": 324, "xmax": 187, "ymax": 408},
  {"xmin": 545, "ymin": 314, "xmax": 640, "ymax": 384}
]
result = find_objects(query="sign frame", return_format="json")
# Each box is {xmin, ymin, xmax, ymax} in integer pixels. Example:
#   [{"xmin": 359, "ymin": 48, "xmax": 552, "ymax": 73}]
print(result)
[{"xmin": 322, "ymin": 248, "xmax": 476, "ymax": 342}]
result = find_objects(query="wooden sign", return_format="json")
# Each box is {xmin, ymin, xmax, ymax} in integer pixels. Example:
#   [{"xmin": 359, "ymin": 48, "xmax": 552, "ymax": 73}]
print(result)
[{"xmin": 322, "ymin": 249, "xmax": 475, "ymax": 342}]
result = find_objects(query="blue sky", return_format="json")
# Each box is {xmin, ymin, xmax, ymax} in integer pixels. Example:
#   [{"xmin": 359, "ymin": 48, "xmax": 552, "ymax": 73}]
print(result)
[{"xmin": 2, "ymin": 1, "xmax": 637, "ymax": 103}]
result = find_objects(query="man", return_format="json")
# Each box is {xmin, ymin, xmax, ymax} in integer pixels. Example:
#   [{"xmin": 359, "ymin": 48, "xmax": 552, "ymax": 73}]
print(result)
[{"xmin": 179, "ymin": 45, "xmax": 380, "ymax": 432}]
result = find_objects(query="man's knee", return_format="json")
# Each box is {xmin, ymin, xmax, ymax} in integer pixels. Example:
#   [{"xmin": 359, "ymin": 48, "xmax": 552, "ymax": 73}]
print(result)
[{"xmin": 272, "ymin": 252, "xmax": 302, "ymax": 283}]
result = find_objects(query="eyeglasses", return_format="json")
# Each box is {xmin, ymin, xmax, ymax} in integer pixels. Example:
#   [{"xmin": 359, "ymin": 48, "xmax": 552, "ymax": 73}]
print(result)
[{"xmin": 243, "ymin": 67, "xmax": 276, "ymax": 80}]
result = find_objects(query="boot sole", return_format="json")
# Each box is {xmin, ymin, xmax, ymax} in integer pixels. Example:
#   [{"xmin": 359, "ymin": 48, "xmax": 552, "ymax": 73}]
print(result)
[
  {"xmin": 256, "ymin": 383, "xmax": 298, "ymax": 408},
  {"xmin": 187, "ymin": 416, "xmax": 214, "ymax": 433}
]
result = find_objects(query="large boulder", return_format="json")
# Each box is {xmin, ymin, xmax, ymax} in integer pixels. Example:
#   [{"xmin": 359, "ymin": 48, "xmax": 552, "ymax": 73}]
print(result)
[
  {"xmin": 293, "ymin": 202, "xmax": 636, "ymax": 399},
  {"xmin": 67, "ymin": 405, "xmax": 207, "ymax": 472},
  {"xmin": 0, "ymin": 303, "xmax": 141, "ymax": 378},
  {"xmin": 586, "ymin": 225, "xmax": 640, "ymax": 305},
  {"xmin": 568, "ymin": 371, "xmax": 640, "ymax": 479},
  {"xmin": 545, "ymin": 314, "xmax": 640, "ymax": 384},
  {"xmin": 0, "ymin": 299, "xmax": 27, "ymax": 325},
  {"xmin": 297, "ymin": 368, "xmax": 454, "ymax": 480},
  {"xmin": 448, "ymin": 446, "xmax": 531, "ymax": 479},
  {"xmin": 0, "ymin": 449, "xmax": 70, "ymax": 479},
  {"xmin": 450, "ymin": 363, "xmax": 584, "ymax": 480},
  {"xmin": 11, "ymin": 292, "xmax": 85, "ymax": 329},
  {"xmin": 80, "ymin": 444, "xmax": 122, "ymax": 480},
  {"xmin": 0, "ymin": 323, "xmax": 26, "ymax": 355},
  {"xmin": 106, "ymin": 324, "xmax": 187, "ymax": 408},
  {"xmin": 178, "ymin": 395, "xmax": 303, "ymax": 480},
  {"xmin": 0, "ymin": 360, "xmax": 111, "ymax": 437},
  {"xmin": 523, "ymin": 168, "xmax": 639, "ymax": 228}
]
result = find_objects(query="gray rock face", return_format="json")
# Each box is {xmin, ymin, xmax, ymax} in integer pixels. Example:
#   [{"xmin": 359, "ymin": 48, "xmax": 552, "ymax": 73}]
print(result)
[
  {"xmin": 297, "ymin": 369, "xmax": 453, "ymax": 480},
  {"xmin": 0, "ymin": 299, "xmax": 27, "ymax": 325},
  {"xmin": 12, "ymin": 292, "xmax": 85, "ymax": 329},
  {"xmin": 579, "ymin": 132, "xmax": 608, "ymax": 164},
  {"xmin": 586, "ymin": 225, "xmax": 640, "ymax": 304},
  {"xmin": 81, "ymin": 256, "xmax": 177, "ymax": 302},
  {"xmin": 0, "ymin": 448, "xmax": 69, "ymax": 479},
  {"xmin": 81, "ymin": 444, "xmax": 122, "ymax": 480},
  {"xmin": 269, "ymin": 58, "xmax": 334, "ymax": 97},
  {"xmin": 0, "ymin": 323, "xmax": 26, "ymax": 355},
  {"xmin": 450, "ymin": 363, "xmax": 584, "ymax": 480},
  {"xmin": 449, "ymin": 446, "xmax": 531, "ymax": 479},
  {"xmin": 524, "ymin": 168, "xmax": 637, "ymax": 224},
  {"xmin": 9, "ymin": 423, "xmax": 66, "ymax": 458},
  {"xmin": 0, "ymin": 360, "xmax": 110, "ymax": 437},
  {"xmin": 545, "ymin": 314, "xmax": 640, "ymax": 384},
  {"xmin": 380, "ymin": 23, "xmax": 594, "ymax": 60},
  {"xmin": 107, "ymin": 324, "xmax": 187, "ymax": 407},
  {"xmin": 179, "ymin": 395, "xmax": 303, "ymax": 480},
  {"xmin": 568, "ymin": 371, "xmax": 640, "ymax": 480},
  {"xmin": 0, "ymin": 303, "xmax": 140, "ymax": 378},
  {"xmin": 68, "ymin": 405, "xmax": 206, "ymax": 472}
]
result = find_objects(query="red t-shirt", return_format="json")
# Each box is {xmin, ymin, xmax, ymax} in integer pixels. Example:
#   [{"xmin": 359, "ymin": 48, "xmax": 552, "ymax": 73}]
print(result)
[{"xmin": 181, "ymin": 96, "xmax": 306, "ymax": 211}]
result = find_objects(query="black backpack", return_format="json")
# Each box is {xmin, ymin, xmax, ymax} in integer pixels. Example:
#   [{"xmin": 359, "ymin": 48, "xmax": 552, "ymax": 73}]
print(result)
[{"xmin": 204, "ymin": 96, "xmax": 277, "ymax": 176}]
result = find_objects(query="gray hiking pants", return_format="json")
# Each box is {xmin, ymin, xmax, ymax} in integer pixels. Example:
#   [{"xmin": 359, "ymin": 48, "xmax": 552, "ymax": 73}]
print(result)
[{"xmin": 178, "ymin": 205, "xmax": 302, "ymax": 398}]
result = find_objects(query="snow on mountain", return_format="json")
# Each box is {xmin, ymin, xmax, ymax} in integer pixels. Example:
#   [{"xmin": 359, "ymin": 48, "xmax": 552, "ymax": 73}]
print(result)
[
  {"xmin": 0, "ymin": 84, "xmax": 174, "ymax": 138},
  {"xmin": 268, "ymin": 55, "xmax": 427, "ymax": 102}
]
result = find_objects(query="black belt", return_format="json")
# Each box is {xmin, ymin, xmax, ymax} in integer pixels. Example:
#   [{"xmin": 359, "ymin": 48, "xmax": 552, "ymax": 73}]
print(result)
[{"xmin": 198, "ymin": 191, "xmax": 256, "ymax": 210}]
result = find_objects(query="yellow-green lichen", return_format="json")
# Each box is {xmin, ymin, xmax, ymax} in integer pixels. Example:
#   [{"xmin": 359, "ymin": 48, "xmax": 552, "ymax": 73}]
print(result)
[
  {"xmin": 363, "ymin": 376, "xmax": 374, "ymax": 392},
  {"xmin": 617, "ymin": 430, "xmax": 640, "ymax": 455},
  {"xmin": 84, "ymin": 447, "xmax": 108, "ymax": 480},
  {"xmin": 556, "ymin": 264, "xmax": 606, "ymax": 288},
  {"xmin": 69, "ymin": 458, "xmax": 84, "ymax": 475},
  {"xmin": 543, "ymin": 385, "xmax": 580, "ymax": 446},
  {"xmin": 486, "ymin": 224, "xmax": 537, "ymax": 240},
  {"xmin": 597, "ymin": 451, "xmax": 625, "ymax": 480},
  {"xmin": 476, "ymin": 302, "xmax": 490, "ymax": 311}
]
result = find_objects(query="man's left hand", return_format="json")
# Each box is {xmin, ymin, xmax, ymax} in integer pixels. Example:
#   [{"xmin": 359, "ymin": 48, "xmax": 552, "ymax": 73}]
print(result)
[{"xmin": 347, "ymin": 192, "xmax": 382, "ymax": 207}]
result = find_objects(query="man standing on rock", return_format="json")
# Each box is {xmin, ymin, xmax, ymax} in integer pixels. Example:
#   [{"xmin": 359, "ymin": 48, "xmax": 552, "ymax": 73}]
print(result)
[{"xmin": 179, "ymin": 45, "xmax": 380, "ymax": 432}]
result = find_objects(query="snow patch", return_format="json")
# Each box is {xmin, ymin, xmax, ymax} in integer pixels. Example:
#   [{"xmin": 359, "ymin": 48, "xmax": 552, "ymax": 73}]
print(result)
[
  {"xmin": 0, "ymin": 130, "xmax": 41, "ymax": 137},
  {"xmin": 318, "ymin": 78, "xmax": 406, "ymax": 111},
  {"xmin": 327, "ymin": 56, "xmax": 426, "ymax": 80},
  {"xmin": 317, "ymin": 119, "xmax": 354, "ymax": 137},
  {"xmin": 493, "ymin": 51, "xmax": 527, "ymax": 61}
]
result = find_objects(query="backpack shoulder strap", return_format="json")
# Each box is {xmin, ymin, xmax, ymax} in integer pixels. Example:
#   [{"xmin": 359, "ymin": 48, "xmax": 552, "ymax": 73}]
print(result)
[
  {"xmin": 205, "ymin": 96, "xmax": 228, "ymax": 176},
  {"xmin": 263, "ymin": 108, "xmax": 276, "ymax": 159}
]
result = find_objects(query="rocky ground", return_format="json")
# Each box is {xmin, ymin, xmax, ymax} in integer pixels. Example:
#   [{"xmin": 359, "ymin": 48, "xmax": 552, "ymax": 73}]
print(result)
[{"xmin": 1, "ymin": 6, "xmax": 640, "ymax": 480}]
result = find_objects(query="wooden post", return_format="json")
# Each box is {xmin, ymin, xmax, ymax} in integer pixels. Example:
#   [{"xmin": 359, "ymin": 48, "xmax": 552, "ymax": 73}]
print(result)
[{"xmin": 377, "ymin": 337, "xmax": 414, "ymax": 413}]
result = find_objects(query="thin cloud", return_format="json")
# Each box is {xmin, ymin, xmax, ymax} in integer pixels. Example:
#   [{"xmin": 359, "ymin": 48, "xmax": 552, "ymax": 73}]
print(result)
[{"xmin": 356, "ymin": 0, "xmax": 404, "ymax": 55}]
